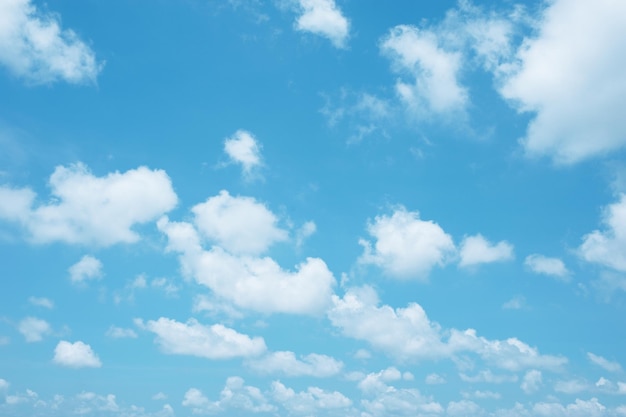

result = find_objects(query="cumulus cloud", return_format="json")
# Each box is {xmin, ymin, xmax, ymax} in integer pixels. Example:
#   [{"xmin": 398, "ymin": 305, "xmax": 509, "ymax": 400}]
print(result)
[
  {"xmin": 105, "ymin": 326, "xmax": 137, "ymax": 339},
  {"xmin": 521, "ymin": 369, "xmax": 542, "ymax": 394},
  {"xmin": 247, "ymin": 350, "xmax": 343, "ymax": 377},
  {"xmin": 499, "ymin": 0, "xmax": 626, "ymax": 164},
  {"xmin": 380, "ymin": 25, "xmax": 467, "ymax": 116},
  {"xmin": 192, "ymin": 190, "xmax": 288, "ymax": 255},
  {"xmin": 158, "ymin": 217, "xmax": 336, "ymax": 315},
  {"xmin": 68, "ymin": 255, "xmax": 103, "ymax": 284},
  {"xmin": 588, "ymin": 352, "xmax": 622, "ymax": 373},
  {"xmin": 53, "ymin": 340, "xmax": 102, "ymax": 368},
  {"xmin": 358, "ymin": 206, "xmax": 455, "ymax": 280},
  {"xmin": 0, "ymin": 163, "xmax": 178, "ymax": 246},
  {"xmin": 292, "ymin": 0, "xmax": 350, "ymax": 48},
  {"xmin": 137, "ymin": 317, "xmax": 266, "ymax": 360},
  {"xmin": 183, "ymin": 377, "xmax": 275, "ymax": 414},
  {"xmin": 0, "ymin": 0, "xmax": 102, "ymax": 84},
  {"xmin": 329, "ymin": 286, "xmax": 567, "ymax": 370},
  {"xmin": 579, "ymin": 194, "xmax": 626, "ymax": 272},
  {"xmin": 223, "ymin": 130, "xmax": 263, "ymax": 179},
  {"xmin": 18, "ymin": 317, "xmax": 51, "ymax": 342},
  {"xmin": 271, "ymin": 381, "xmax": 352, "ymax": 415},
  {"xmin": 525, "ymin": 254, "xmax": 570, "ymax": 280},
  {"xmin": 458, "ymin": 234, "xmax": 514, "ymax": 268},
  {"xmin": 27, "ymin": 296, "xmax": 53, "ymax": 309}
]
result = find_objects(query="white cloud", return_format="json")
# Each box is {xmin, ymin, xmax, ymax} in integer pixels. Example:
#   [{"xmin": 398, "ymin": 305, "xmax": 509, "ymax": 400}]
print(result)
[
  {"xmin": 329, "ymin": 286, "xmax": 567, "ymax": 370},
  {"xmin": 17, "ymin": 316, "xmax": 51, "ymax": 342},
  {"xmin": 499, "ymin": 0, "xmax": 626, "ymax": 164},
  {"xmin": 448, "ymin": 400, "xmax": 483, "ymax": 417},
  {"xmin": 534, "ymin": 398, "xmax": 607, "ymax": 417},
  {"xmin": 247, "ymin": 351, "xmax": 343, "ymax": 377},
  {"xmin": 458, "ymin": 234, "xmax": 514, "ymax": 268},
  {"xmin": 183, "ymin": 377, "xmax": 275, "ymax": 414},
  {"xmin": 293, "ymin": 0, "xmax": 350, "ymax": 48},
  {"xmin": 0, "ymin": 0, "xmax": 102, "ymax": 84},
  {"xmin": 68, "ymin": 255, "xmax": 103, "ymax": 284},
  {"xmin": 105, "ymin": 326, "xmax": 137, "ymax": 339},
  {"xmin": 0, "ymin": 163, "xmax": 178, "ymax": 246},
  {"xmin": 137, "ymin": 317, "xmax": 266, "ymax": 360},
  {"xmin": 521, "ymin": 370, "xmax": 542, "ymax": 394},
  {"xmin": 380, "ymin": 25, "xmax": 467, "ymax": 115},
  {"xmin": 460, "ymin": 370, "xmax": 518, "ymax": 384},
  {"xmin": 53, "ymin": 340, "xmax": 102, "ymax": 368},
  {"xmin": 192, "ymin": 190, "xmax": 287, "ymax": 255},
  {"xmin": 0, "ymin": 378, "xmax": 8, "ymax": 390},
  {"xmin": 27, "ymin": 296, "xmax": 53, "ymax": 309},
  {"xmin": 588, "ymin": 352, "xmax": 623, "ymax": 373},
  {"xmin": 502, "ymin": 295, "xmax": 526, "ymax": 310},
  {"xmin": 554, "ymin": 379, "xmax": 591, "ymax": 394},
  {"xmin": 223, "ymin": 130, "xmax": 263, "ymax": 179},
  {"xmin": 158, "ymin": 217, "xmax": 336, "ymax": 315},
  {"xmin": 296, "ymin": 220, "xmax": 316, "ymax": 247},
  {"xmin": 425, "ymin": 373, "xmax": 446, "ymax": 385},
  {"xmin": 358, "ymin": 206, "xmax": 455, "ymax": 280},
  {"xmin": 579, "ymin": 194, "xmax": 626, "ymax": 272},
  {"xmin": 271, "ymin": 381, "xmax": 352, "ymax": 415},
  {"xmin": 525, "ymin": 254, "xmax": 570, "ymax": 280}
]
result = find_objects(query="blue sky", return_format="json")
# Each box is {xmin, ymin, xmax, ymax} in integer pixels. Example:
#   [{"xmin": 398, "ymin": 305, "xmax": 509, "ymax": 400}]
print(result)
[{"xmin": 1, "ymin": 0, "xmax": 626, "ymax": 415}]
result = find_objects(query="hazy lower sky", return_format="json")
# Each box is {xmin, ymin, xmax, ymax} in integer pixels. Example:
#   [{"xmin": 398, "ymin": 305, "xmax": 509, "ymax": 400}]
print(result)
[{"xmin": 1, "ymin": 0, "xmax": 626, "ymax": 416}]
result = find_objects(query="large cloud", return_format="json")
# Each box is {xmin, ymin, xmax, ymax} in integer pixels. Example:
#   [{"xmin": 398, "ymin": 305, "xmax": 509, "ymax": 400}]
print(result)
[
  {"xmin": 192, "ymin": 190, "xmax": 287, "ymax": 255},
  {"xmin": 579, "ymin": 194, "xmax": 626, "ymax": 272},
  {"xmin": 0, "ymin": 163, "xmax": 178, "ymax": 246},
  {"xmin": 292, "ymin": 0, "xmax": 350, "ymax": 48},
  {"xmin": 358, "ymin": 206, "xmax": 455, "ymax": 280},
  {"xmin": 499, "ymin": 0, "xmax": 626, "ymax": 164},
  {"xmin": 0, "ymin": 0, "xmax": 102, "ymax": 84},
  {"xmin": 137, "ymin": 317, "xmax": 266, "ymax": 360},
  {"xmin": 158, "ymin": 216, "xmax": 336, "ymax": 315}
]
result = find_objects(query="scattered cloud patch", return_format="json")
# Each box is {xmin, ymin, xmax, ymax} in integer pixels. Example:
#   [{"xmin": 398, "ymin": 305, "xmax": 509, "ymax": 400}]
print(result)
[
  {"xmin": 53, "ymin": 340, "xmax": 102, "ymax": 368},
  {"xmin": 458, "ymin": 234, "xmax": 514, "ymax": 268},
  {"xmin": 105, "ymin": 326, "xmax": 137, "ymax": 339},
  {"xmin": 292, "ymin": 0, "xmax": 350, "ymax": 48},
  {"xmin": 588, "ymin": 352, "xmax": 622, "ymax": 373},
  {"xmin": 521, "ymin": 369, "xmax": 542, "ymax": 394},
  {"xmin": 271, "ymin": 380, "xmax": 352, "ymax": 415},
  {"xmin": 17, "ymin": 317, "xmax": 50, "ymax": 342},
  {"xmin": 183, "ymin": 377, "xmax": 275, "ymax": 414},
  {"xmin": 0, "ymin": 0, "xmax": 102, "ymax": 84},
  {"xmin": 425, "ymin": 373, "xmax": 446, "ymax": 385},
  {"xmin": 223, "ymin": 130, "xmax": 263, "ymax": 180},
  {"xmin": 358, "ymin": 206, "xmax": 455, "ymax": 280},
  {"xmin": 27, "ymin": 296, "xmax": 53, "ymax": 309},
  {"xmin": 137, "ymin": 317, "xmax": 266, "ymax": 360},
  {"xmin": 192, "ymin": 190, "xmax": 287, "ymax": 255},
  {"xmin": 247, "ymin": 350, "xmax": 343, "ymax": 377},
  {"xmin": 525, "ymin": 254, "xmax": 570, "ymax": 280},
  {"xmin": 68, "ymin": 255, "xmax": 103, "ymax": 284},
  {"xmin": 502, "ymin": 295, "xmax": 526, "ymax": 310},
  {"xmin": 0, "ymin": 163, "xmax": 178, "ymax": 246}
]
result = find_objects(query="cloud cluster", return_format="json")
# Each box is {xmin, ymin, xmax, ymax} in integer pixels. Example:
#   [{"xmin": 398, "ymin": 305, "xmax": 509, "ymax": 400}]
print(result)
[
  {"xmin": 247, "ymin": 351, "xmax": 343, "ymax": 377},
  {"xmin": 0, "ymin": 0, "xmax": 102, "ymax": 84}
]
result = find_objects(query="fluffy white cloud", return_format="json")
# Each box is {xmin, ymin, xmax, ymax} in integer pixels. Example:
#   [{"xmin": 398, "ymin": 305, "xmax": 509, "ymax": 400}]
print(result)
[
  {"xmin": 554, "ymin": 379, "xmax": 591, "ymax": 394},
  {"xmin": 293, "ymin": 0, "xmax": 349, "ymax": 48},
  {"xmin": 192, "ymin": 191, "xmax": 287, "ymax": 255},
  {"xmin": 17, "ymin": 316, "xmax": 51, "ymax": 342},
  {"xmin": 521, "ymin": 370, "xmax": 542, "ymax": 394},
  {"xmin": 499, "ymin": 0, "xmax": 626, "ymax": 164},
  {"xmin": 223, "ymin": 130, "xmax": 263, "ymax": 179},
  {"xmin": 579, "ymin": 194, "xmax": 626, "ymax": 272},
  {"xmin": 0, "ymin": 0, "xmax": 102, "ymax": 84},
  {"xmin": 137, "ymin": 317, "xmax": 266, "ymax": 360},
  {"xmin": 183, "ymin": 377, "xmax": 275, "ymax": 414},
  {"xmin": 458, "ymin": 234, "xmax": 514, "ymax": 268},
  {"xmin": 247, "ymin": 351, "xmax": 343, "ymax": 377},
  {"xmin": 27, "ymin": 296, "xmax": 53, "ymax": 309},
  {"xmin": 380, "ymin": 25, "xmax": 467, "ymax": 115},
  {"xmin": 53, "ymin": 340, "xmax": 102, "ymax": 368},
  {"xmin": 525, "ymin": 254, "xmax": 570, "ymax": 280},
  {"xmin": 68, "ymin": 255, "xmax": 103, "ymax": 284},
  {"xmin": 271, "ymin": 381, "xmax": 352, "ymax": 415},
  {"xmin": 532, "ymin": 398, "xmax": 606, "ymax": 417},
  {"xmin": 358, "ymin": 206, "xmax": 455, "ymax": 280},
  {"xmin": 105, "ymin": 326, "xmax": 137, "ymax": 339},
  {"xmin": 329, "ymin": 286, "xmax": 567, "ymax": 370},
  {"xmin": 0, "ymin": 163, "xmax": 178, "ymax": 246},
  {"xmin": 158, "ymin": 217, "xmax": 336, "ymax": 315},
  {"xmin": 588, "ymin": 352, "xmax": 623, "ymax": 373}
]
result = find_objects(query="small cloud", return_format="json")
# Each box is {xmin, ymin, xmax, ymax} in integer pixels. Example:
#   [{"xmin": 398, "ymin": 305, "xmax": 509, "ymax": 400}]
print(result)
[
  {"xmin": 292, "ymin": 0, "xmax": 350, "ymax": 48},
  {"xmin": 18, "ymin": 317, "xmax": 51, "ymax": 342},
  {"xmin": 521, "ymin": 370, "xmax": 542, "ymax": 394},
  {"xmin": 68, "ymin": 255, "xmax": 103, "ymax": 284},
  {"xmin": 502, "ymin": 295, "xmax": 526, "ymax": 310},
  {"xmin": 354, "ymin": 349, "xmax": 371, "ymax": 360},
  {"xmin": 296, "ymin": 220, "xmax": 316, "ymax": 247},
  {"xmin": 525, "ymin": 254, "xmax": 570, "ymax": 281},
  {"xmin": 152, "ymin": 392, "xmax": 167, "ymax": 401},
  {"xmin": 28, "ymin": 296, "xmax": 54, "ymax": 309},
  {"xmin": 459, "ymin": 234, "xmax": 514, "ymax": 268},
  {"xmin": 105, "ymin": 326, "xmax": 138, "ymax": 339},
  {"xmin": 223, "ymin": 130, "xmax": 263, "ymax": 180},
  {"xmin": 53, "ymin": 340, "xmax": 102, "ymax": 368},
  {"xmin": 425, "ymin": 373, "xmax": 446, "ymax": 385},
  {"xmin": 588, "ymin": 352, "xmax": 623, "ymax": 373}
]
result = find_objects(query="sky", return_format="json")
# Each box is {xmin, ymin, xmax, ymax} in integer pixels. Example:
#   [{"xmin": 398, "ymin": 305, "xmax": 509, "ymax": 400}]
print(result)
[{"xmin": 1, "ymin": 0, "xmax": 626, "ymax": 415}]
